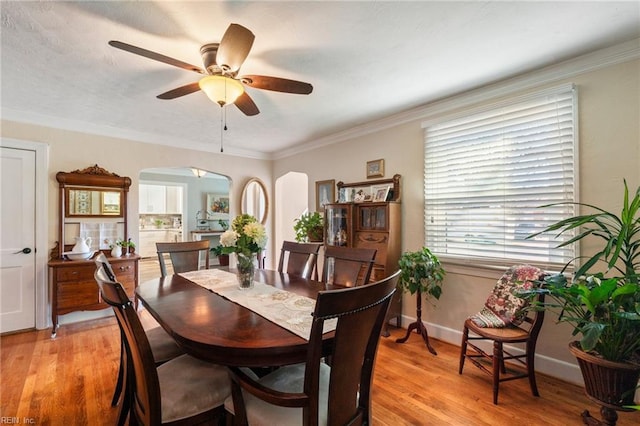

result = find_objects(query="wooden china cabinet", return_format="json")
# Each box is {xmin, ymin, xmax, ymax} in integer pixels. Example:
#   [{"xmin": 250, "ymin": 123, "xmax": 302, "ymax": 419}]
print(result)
[
  {"xmin": 325, "ymin": 174, "xmax": 402, "ymax": 334},
  {"xmin": 48, "ymin": 165, "xmax": 139, "ymax": 337}
]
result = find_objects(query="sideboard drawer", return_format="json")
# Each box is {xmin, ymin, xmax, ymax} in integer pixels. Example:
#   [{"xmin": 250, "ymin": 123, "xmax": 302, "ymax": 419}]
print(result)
[
  {"xmin": 56, "ymin": 265, "xmax": 95, "ymax": 282},
  {"xmin": 113, "ymin": 260, "xmax": 136, "ymax": 275},
  {"xmin": 57, "ymin": 281, "xmax": 100, "ymax": 309}
]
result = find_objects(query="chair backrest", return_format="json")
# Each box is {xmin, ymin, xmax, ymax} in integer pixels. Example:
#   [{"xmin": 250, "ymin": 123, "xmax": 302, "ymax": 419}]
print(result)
[
  {"xmin": 520, "ymin": 292, "xmax": 546, "ymax": 338},
  {"xmin": 277, "ymin": 241, "xmax": 321, "ymax": 279},
  {"xmin": 156, "ymin": 240, "xmax": 210, "ymax": 277},
  {"xmin": 94, "ymin": 266, "xmax": 162, "ymax": 425},
  {"xmin": 305, "ymin": 269, "xmax": 400, "ymax": 425},
  {"xmin": 94, "ymin": 252, "xmax": 117, "ymax": 282},
  {"xmin": 321, "ymin": 246, "xmax": 377, "ymax": 287}
]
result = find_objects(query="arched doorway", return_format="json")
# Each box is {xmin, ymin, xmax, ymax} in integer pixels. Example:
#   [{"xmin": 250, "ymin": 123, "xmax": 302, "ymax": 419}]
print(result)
[
  {"xmin": 274, "ymin": 172, "xmax": 309, "ymax": 268},
  {"xmin": 137, "ymin": 167, "xmax": 230, "ymax": 278}
]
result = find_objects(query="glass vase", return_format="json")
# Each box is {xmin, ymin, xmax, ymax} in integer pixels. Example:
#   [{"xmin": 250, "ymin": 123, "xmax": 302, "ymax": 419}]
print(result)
[{"xmin": 235, "ymin": 252, "xmax": 256, "ymax": 290}]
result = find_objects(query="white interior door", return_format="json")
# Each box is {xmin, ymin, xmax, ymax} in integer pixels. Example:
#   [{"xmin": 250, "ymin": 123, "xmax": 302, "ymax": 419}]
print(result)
[{"xmin": 0, "ymin": 146, "xmax": 36, "ymax": 332}]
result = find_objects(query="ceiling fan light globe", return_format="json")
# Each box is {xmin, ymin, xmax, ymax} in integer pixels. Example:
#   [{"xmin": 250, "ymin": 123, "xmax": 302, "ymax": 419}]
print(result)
[{"xmin": 198, "ymin": 75, "xmax": 244, "ymax": 106}]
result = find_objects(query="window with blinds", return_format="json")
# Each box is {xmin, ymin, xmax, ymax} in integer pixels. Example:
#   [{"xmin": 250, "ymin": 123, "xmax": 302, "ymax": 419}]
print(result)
[{"xmin": 423, "ymin": 84, "xmax": 577, "ymax": 270}]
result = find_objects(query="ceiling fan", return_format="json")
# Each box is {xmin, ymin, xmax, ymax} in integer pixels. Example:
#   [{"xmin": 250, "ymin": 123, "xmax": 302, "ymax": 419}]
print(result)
[{"xmin": 108, "ymin": 23, "xmax": 313, "ymax": 116}]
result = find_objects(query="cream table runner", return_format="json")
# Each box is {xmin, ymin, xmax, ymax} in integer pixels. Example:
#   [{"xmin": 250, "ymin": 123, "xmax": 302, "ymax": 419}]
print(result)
[{"xmin": 179, "ymin": 269, "xmax": 337, "ymax": 340}]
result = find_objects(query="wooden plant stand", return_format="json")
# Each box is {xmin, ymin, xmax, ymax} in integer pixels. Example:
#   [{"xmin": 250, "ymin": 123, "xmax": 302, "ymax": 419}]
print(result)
[{"xmin": 395, "ymin": 289, "xmax": 437, "ymax": 355}]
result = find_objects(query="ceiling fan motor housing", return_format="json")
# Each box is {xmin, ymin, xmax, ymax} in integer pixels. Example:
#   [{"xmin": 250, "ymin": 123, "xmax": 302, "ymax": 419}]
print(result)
[{"xmin": 200, "ymin": 43, "xmax": 223, "ymax": 75}]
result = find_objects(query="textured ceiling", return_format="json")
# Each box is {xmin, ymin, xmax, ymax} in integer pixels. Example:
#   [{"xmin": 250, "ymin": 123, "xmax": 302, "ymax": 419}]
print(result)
[{"xmin": 1, "ymin": 1, "xmax": 639, "ymax": 159}]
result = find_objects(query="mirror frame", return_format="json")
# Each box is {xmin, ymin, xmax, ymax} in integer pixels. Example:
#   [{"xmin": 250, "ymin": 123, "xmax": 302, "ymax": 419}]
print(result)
[
  {"xmin": 241, "ymin": 178, "xmax": 268, "ymax": 225},
  {"xmin": 65, "ymin": 187, "xmax": 124, "ymax": 218}
]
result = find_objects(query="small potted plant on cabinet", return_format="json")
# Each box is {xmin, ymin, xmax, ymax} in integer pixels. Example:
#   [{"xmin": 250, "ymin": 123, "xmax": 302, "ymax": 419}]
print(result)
[
  {"xmin": 125, "ymin": 239, "xmax": 136, "ymax": 255},
  {"xmin": 528, "ymin": 180, "xmax": 640, "ymax": 424},
  {"xmin": 395, "ymin": 247, "xmax": 445, "ymax": 355},
  {"xmin": 211, "ymin": 245, "xmax": 230, "ymax": 266},
  {"xmin": 293, "ymin": 212, "xmax": 324, "ymax": 243}
]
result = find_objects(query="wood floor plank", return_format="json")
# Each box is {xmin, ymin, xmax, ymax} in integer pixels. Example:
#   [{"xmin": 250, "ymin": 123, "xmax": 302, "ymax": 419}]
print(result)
[{"xmin": 2, "ymin": 283, "xmax": 638, "ymax": 425}]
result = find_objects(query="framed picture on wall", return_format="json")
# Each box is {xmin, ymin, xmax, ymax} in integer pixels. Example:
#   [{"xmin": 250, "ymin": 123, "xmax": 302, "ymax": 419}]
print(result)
[
  {"xmin": 366, "ymin": 159, "xmax": 385, "ymax": 178},
  {"xmin": 315, "ymin": 179, "xmax": 335, "ymax": 212},
  {"xmin": 206, "ymin": 193, "xmax": 230, "ymax": 215}
]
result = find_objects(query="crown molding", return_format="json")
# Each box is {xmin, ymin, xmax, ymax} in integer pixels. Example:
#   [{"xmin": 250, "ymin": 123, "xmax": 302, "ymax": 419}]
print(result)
[
  {"xmin": 273, "ymin": 38, "xmax": 640, "ymax": 160},
  {"xmin": 0, "ymin": 109, "xmax": 271, "ymax": 161}
]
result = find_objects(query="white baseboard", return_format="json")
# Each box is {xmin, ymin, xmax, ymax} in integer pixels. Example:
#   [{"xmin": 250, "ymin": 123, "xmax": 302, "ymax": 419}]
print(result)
[{"xmin": 394, "ymin": 315, "xmax": 584, "ymax": 386}]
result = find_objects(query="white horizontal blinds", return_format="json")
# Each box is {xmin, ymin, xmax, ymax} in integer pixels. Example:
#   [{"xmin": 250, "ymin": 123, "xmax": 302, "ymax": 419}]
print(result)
[{"xmin": 424, "ymin": 87, "xmax": 576, "ymax": 269}]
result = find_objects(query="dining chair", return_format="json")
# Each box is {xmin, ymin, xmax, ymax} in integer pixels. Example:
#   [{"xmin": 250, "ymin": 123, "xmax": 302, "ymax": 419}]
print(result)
[
  {"xmin": 156, "ymin": 240, "xmax": 210, "ymax": 277},
  {"xmin": 224, "ymin": 269, "xmax": 400, "ymax": 426},
  {"xmin": 321, "ymin": 245, "xmax": 377, "ymax": 287},
  {"xmin": 277, "ymin": 241, "xmax": 322, "ymax": 280},
  {"xmin": 458, "ymin": 264, "xmax": 546, "ymax": 405},
  {"xmin": 94, "ymin": 254, "xmax": 184, "ymax": 424},
  {"xmin": 94, "ymin": 267, "xmax": 233, "ymax": 425}
]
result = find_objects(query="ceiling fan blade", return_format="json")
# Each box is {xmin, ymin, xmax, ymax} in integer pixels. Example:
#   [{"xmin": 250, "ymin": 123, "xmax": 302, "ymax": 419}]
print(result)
[
  {"xmin": 240, "ymin": 75, "xmax": 313, "ymax": 94},
  {"xmin": 109, "ymin": 40, "xmax": 205, "ymax": 74},
  {"xmin": 157, "ymin": 82, "xmax": 201, "ymax": 99},
  {"xmin": 234, "ymin": 92, "xmax": 260, "ymax": 116},
  {"xmin": 216, "ymin": 24, "xmax": 255, "ymax": 73}
]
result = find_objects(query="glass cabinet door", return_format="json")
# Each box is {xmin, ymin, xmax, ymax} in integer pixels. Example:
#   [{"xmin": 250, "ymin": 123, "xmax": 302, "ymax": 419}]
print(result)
[
  {"xmin": 358, "ymin": 203, "xmax": 388, "ymax": 231},
  {"xmin": 325, "ymin": 204, "xmax": 353, "ymax": 246}
]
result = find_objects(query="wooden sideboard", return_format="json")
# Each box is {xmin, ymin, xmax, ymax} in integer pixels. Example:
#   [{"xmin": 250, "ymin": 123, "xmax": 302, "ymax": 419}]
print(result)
[
  {"xmin": 49, "ymin": 165, "xmax": 136, "ymax": 337},
  {"xmin": 49, "ymin": 254, "xmax": 139, "ymax": 337}
]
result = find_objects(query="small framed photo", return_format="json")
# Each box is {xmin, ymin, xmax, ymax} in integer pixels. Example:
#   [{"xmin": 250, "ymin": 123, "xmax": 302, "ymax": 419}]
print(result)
[
  {"xmin": 373, "ymin": 185, "xmax": 391, "ymax": 202},
  {"xmin": 316, "ymin": 179, "xmax": 335, "ymax": 212},
  {"xmin": 366, "ymin": 159, "xmax": 385, "ymax": 179}
]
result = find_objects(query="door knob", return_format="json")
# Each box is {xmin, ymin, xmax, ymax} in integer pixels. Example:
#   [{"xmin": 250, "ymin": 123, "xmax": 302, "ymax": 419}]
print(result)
[{"xmin": 14, "ymin": 247, "xmax": 32, "ymax": 254}]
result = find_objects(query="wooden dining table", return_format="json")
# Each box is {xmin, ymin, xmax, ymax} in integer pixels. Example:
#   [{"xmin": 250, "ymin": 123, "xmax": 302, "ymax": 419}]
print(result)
[{"xmin": 135, "ymin": 269, "xmax": 340, "ymax": 367}]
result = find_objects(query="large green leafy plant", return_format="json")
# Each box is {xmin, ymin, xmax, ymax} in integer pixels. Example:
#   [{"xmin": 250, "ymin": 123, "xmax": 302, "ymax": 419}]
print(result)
[
  {"xmin": 293, "ymin": 212, "xmax": 324, "ymax": 242},
  {"xmin": 529, "ymin": 180, "xmax": 640, "ymax": 363},
  {"xmin": 398, "ymin": 247, "xmax": 445, "ymax": 300}
]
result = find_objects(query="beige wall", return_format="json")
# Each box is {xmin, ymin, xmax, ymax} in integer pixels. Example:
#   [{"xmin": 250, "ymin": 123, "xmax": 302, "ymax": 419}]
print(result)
[
  {"xmin": 272, "ymin": 59, "xmax": 640, "ymax": 383},
  {"xmin": 2, "ymin": 57, "xmax": 638, "ymax": 385},
  {"xmin": 0, "ymin": 122, "xmax": 273, "ymax": 254}
]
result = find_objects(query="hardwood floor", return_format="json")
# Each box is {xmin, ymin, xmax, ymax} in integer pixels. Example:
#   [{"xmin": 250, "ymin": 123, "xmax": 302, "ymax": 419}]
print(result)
[
  {"xmin": 2, "ymin": 260, "xmax": 637, "ymax": 424},
  {"xmin": 2, "ymin": 316, "xmax": 638, "ymax": 425}
]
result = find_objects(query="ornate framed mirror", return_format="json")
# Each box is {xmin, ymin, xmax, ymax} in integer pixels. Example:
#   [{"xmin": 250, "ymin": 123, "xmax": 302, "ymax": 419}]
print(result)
[{"xmin": 241, "ymin": 178, "xmax": 268, "ymax": 224}]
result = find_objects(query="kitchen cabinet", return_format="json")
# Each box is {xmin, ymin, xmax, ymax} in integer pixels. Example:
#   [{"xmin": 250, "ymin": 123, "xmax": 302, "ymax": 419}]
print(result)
[
  {"xmin": 139, "ymin": 229, "xmax": 183, "ymax": 258},
  {"xmin": 165, "ymin": 186, "xmax": 182, "ymax": 214},
  {"xmin": 139, "ymin": 184, "xmax": 165, "ymax": 213},
  {"xmin": 139, "ymin": 184, "xmax": 183, "ymax": 214}
]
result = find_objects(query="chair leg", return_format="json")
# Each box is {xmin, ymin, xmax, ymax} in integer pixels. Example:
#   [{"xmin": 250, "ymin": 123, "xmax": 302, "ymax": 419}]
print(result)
[
  {"xmin": 111, "ymin": 335, "xmax": 125, "ymax": 406},
  {"xmin": 526, "ymin": 341, "xmax": 540, "ymax": 397},
  {"xmin": 492, "ymin": 341, "xmax": 502, "ymax": 405},
  {"xmin": 458, "ymin": 325, "xmax": 469, "ymax": 374}
]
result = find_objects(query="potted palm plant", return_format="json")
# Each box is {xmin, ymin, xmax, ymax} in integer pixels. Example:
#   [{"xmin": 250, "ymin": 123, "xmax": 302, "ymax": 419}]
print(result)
[
  {"xmin": 293, "ymin": 212, "xmax": 324, "ymax": 243},
  {"xmin": 528, "ymin": 180, "xmax": 640, "ymax": 422},
  {"xmin": 395, "ymin": 247, "xmax": 445, "ymax": 355}
]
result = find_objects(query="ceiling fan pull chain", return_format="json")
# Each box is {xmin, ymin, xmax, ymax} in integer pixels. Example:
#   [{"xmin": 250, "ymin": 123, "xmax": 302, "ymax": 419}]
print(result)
[{"xmin": 220, "ymin": 107, "xmax": 224, "ymax": 153}]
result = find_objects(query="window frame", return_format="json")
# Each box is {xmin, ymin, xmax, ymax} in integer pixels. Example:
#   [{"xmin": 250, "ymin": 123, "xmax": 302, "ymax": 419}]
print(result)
[{"xmin": 421, "ymin": 83, "xmax": 579, "ymax": 271}]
